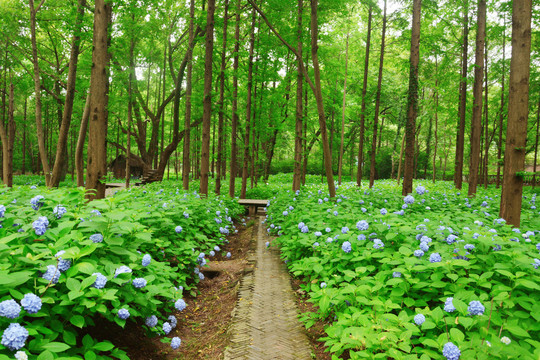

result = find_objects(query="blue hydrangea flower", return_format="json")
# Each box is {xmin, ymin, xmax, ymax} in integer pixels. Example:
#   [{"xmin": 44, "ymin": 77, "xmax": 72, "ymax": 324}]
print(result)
[
  {"xmin": 118, "ymin": 308, "xmax": 130, "ymax": 320},
  {"xmin": 168, "ymin": 315, "xmax": 177, "ymax": 328},
  {"xmin": 380, "ymin": 208, "xmax": 388, "ymax": 215},
  {"xmin": 163, "ymin": 322, "xmax": 172, "ymax": 335},
  {"xmin": 404, "ymin": 195, "xmax": 415, "ymax": 204},
  {"xmin": 226, "ymin": 252, "xmax": 231, "ymax": 258},
  {"xmin": 356, "ymin": 220, "xmax": 369, "ymax": 231},
  {"xmin": 92, "ymin": 272, "xmax": 107, "ymax": 289},
  {"xmin": 175, "ymin": 226, "xmax": 183, "ymax": 234},
  {"xmin": 444, "ymin": 297, "xmax": 456, "ymax": 313},
  {"xmin": 361, "ymin": 207, "xmax": 367, "ymax": 212},
  {"xmin": 209, "ymin": 250, "xmax": 215, "ymax": 257},
  {"xmin": 55, "ymin": 251, "xmax": 71, "ymax": 272},
  {"xmin": 464, "ymin": 244, "xmax": 475, "ymax": 251},
  {"xmin": 442, "ymin": 342, "xmax": 461, "ymax": 360},
  {"xmin": 468, "ymin": 300, "xmax": 485, "ymax": 315},
  {"xmin": 114, "ymin": 266, "xmax": 132, "ymax": 278},
  {"xmin": 414, "ymin": 314, "xmax": 425, "ymax": 326},
  {"xmin": 300, "ymin": 225, "xmax": 309, "ymax": 233},
  {"xmin": 314, "ymin": 231, "xmax": 322, "ymax": 237},
  {"xmin": 357, "ymin": 234, "xmax": 365, "ymax": 241},
  {"xmin": 175, "ymin": 299, "xmax": 187, "ymax": 312},
  {"xmin": 183, "ymin": 211, "xmax": 189, "ymax": 218},
  {"xmin": 429, "ymin": 253, "xmax": 442, "ymax": 263},
  {"xmin": 493, "ymin": 244, "xmax": 502, "ymax": 251},
  {"xmin": 43, "ymin": 265, "xmax": 60, "ymax": 284},
  {"xmin": 30, "ymin": 195, "xmax": 44, "ymax": 210},
  {"xmin": 481, "ymin": 201, "xmax": 488, "ymax": 207},
  {"xmin": 145, "ymin": 315, "xmax": 158, "ymax": 327},
  {"xmin": 446, "ymin": 234, "xmax": 458, "ymax": 245},
  {"xmin": 282, "ymin": 211, "xmax": 288, "ymax": 216},
  {"xmin": 373, "ymin": 239, "xmax": 384, "ymax": 250},
  {"xmin": 91, "ymin": 209, "xmax": 101, "ymax": 216},
  {"xmin": 313, "ymin": 242, "xmax": 319, "ymax": 247},
  {"xmin": 342, "ymin": 241, "xmax": 352, "ymax": 253},
  {"xmin": 53, "ymin": 205, "xmax": 67, "ymax": 219},
  {"xmin": 416, "ymin": 185, "xmax": 426, "ymax": 195},
  {"xmin": 171, "ymin": 337, "xmax": 181, "ymax": 350},
  {"xmin": 142, "ymin": 254, "xmax": 151, "ymax": 267},
  {"xmin": 21, "ymin": 294, "xmax": 41, "ymax": 314},
  {"xmin": 132, "ymin": 278, "xmax": 147, "ymax": 289},
  {"xmin": 32, "ymin": 216, "xmax": 49, "ymax": 236},
  {"xmin": 341, "ymin": 227, "xmax": 349, "ymax": 234},
  {"xmin": 90, "ymin": 233, "xmax": 103, "ymax": 243},
  {"xmin": 325, "ymin": 227, "xmax": 331, "ymax": 233},
  {"xmin": 534, "ymin": 259, "xmax": 540, "ymax": 269},
  {"xmin": 0, "ymin": 205, "xmax": 6, "ymax": 218},
  {"xmin": 1, "ymin": 323, "xmax": 29, "ymax": 350},
  {"xmin": 0, "ymin": 300, "xmax": 21, "ymax": 319},
  {"xmin": 419, "ymin": 242, "xmax": 429, "ymax": 252},
  {"xmin": 198, "ymin": 272, "xmax": 205, "ymax": 280},
  {"xmin": 214, "ymin": 246, "xmax": 220, "ymax": 252},
  {"xmin": 320, "ymin": 282, "xmax": 327, "ymax": 288},
  {"xmin": 420, "ymin": 235, "xmax": 432, "ymax": 243},
  {"xmin": 333, "ymin": 211, "xmax": 338, "ymax": 216},
  {"xmin": 392, "ymin": 272, "xmax": 401, "ymax": 278},
  {"xmin": 14, "ymin": 351, "xmax": 27, "ymax": 360}
]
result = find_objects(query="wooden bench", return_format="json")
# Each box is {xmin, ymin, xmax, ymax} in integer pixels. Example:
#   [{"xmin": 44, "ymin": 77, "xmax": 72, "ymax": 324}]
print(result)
[{"xmin": 238, "ymin": 199, "xmax": 269, "ymax": 216}]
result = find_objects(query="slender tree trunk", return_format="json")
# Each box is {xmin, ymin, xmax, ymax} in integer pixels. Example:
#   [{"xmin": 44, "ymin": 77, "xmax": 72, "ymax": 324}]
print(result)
[
  {"xmin": 483, "ymin": 43, "xmax": 489, "ymax": 188},
  {"xmin": 454, "ymin": 1, "xmax": 469, "ymax": 189},
  {"xmin": 229, "ymin": 0, "xmax": 241, "ymax": 198},
  {"xmin": 357, "ymin": 6, "xmax": 372, "ymax": 187},
  {"xmin": 22, "ymin": 100, "xmax": 27, "ymax": 174},
  {"xmin": 467, "ymin": 0, "xmax": 486, "ymax": 196},
  {"xmin": 183, "ymin": 0, "xmax": 195, "ymax": 191},
  {"xmin": 29, "ymin": 0, "xmax": 51, "ymax": 185},
  {"xmin": 397, "ymin": 132, "xmax": 405, "ymax": 184},
  {"xmin": 533, "ymin": 100, "xmax": 540, "ymax": 187},
  {"xmin": 292, "ymin": 0, "xmax": 303, "ymax": 192},
  {"xmin": 126, "ymin": 37, "xmax": 135, "ymax": 188},
  {"xmin": 402, "ymin": 0, "xmax": 422, "ymax": 196},
  {"xmin": 240, "ymin": 7, "xmax": 256, "ymax": 199},
  {"xmin": 497, "ymin": 16, "xmax": 506, "ymax": 188},
  {"xmin": 302, "ymin": 76, "xmax": 308, "ymax": 185},
  {"xmin": 499, "ymin": 0, "xmax": 532, "ymax": 227},
  {"xmin": 433, "ymin": 57, "xmax": 439, "ymax": 183},
  {"xmin": 215, "ymin": 0, "xmax": 229, "ymax": 195},
  {"xmin": 86, "ymin": 0, "xmax": 112, "ymax": 200},
  {"xmin": 76, "ymin": 93, "xmax": 91, "ymax": 187},
  {"xmin": 50, "ymin": 0, "xmax": 86, "ymax": 187},
  {"xmin": 338, "ymin": 30, "xmax": 350, "ymax": 185},
  {"xmin": 0, "ymin": 79, "xmax": 15, "ymax": 187}
]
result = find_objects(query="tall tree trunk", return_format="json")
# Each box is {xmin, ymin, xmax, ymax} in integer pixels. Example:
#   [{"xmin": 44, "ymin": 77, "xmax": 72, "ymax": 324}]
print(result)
[
  {"xmin": 229, "ymin": 0, "xmax": 241, "ymax": 198},
  {"xmin": 125, "ymin": 37, "xmax": 135, "ymax": 188},
  {"xmin": 338, "ymin": 30, "xmax": 350, "ymax": 185},
  {"xmin": 183, "ymin": 0, "xmax": 195, "ymax": 191},
  {"xmin": 215, "ymin": 0, "xmax": 229, "ymax": 195},
  {"xmin": 86, "ymin": 0, "xmax": 112, "ymax": 200},
  {"xmin": 22, "ymin": 100, "xmax": 27, "ymax": 174},
  {"xmin": 50, "ymin": 0, "xmax": 85, "ymax": 187},
  {"xmin": 302, "ymin": 75, "xmax": 308, "ymax": 185},
  {"xmin": 454, "ymin": 0, "xmax": 469, "ymax": 189},
  {"xmin": 467, "ymin": 0, "xmax": 486, "ymax": 197},
  {"xmin": 533, "ymin": 100, "xmax": 540, "ymax": 187},
  {"xmin": 29, "ymin": 0, "xmax": 51, "ymax": 185},
  {"xmin": 483, "ymin": 43, "xmax": 489, "ymax": 188},
  {"xmin": 497, "ymin": 16, "xmax": 506, "ymax": 188},
  {"xmin": 402, "ymin": 0, "xmax": 422, "ymax": 196},
  {"xmin": 240, "ymin": 7, "xmax": 256, "ymax": 199},
  {"xmin": 76, "ymin": 93, "xmax": 91, "ymax": 187},
  {"xmin": 499, "ymin": 0, "xmax": 532, "ymax": 227},
  {"xmin": 357, "ymin": 6, "xmax": 372, "ymax": 187},
  {"xmin": 292, "ymin": 0, "xmax": 303, "ymax": 192},
  {"xmin": 0, "ymin": 79, "xmax": 15, "ymax": 187},
  {"xmin": 432, "ymin": 56, "xmax": 439, "ymax": 183}
]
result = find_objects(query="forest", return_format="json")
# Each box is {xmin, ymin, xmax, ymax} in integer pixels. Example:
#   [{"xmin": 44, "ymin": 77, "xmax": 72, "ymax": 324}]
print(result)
[{"xmin": 0, "ymin": 0, "xmax": 539, "ymax": 359}]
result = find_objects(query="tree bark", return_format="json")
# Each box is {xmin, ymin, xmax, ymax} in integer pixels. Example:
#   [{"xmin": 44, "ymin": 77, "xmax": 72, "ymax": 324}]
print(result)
[
  {"xmin": 483, "ymin": 43, "xmax": 489, "ymax": 188},
  {"xmin": 468, "ymin": 0, "xmax": 486, "ymax": 197},
  {"xmin": 499, "ymin": 0, "xmax": 532, "ymax": 227},
  {"xmin": 369, "ymin": 1, "xmax": 386, "ymax": 188},
  {"xmin": 182, "ymin": 0, "xmax": 195, "ymax": 190},
  {"xmin": 76, "ymin": 93, "xmax": 91, "ymax": 187},
  {"xmin": 50, "ymin": 0, "xmax": 86, "ymax": 187},
  {"xmin": 29, "ymin": 0, "xmax": 51, "ymax": 185},
  {"xmin": 0, "ymin": 79, "xmax": 15, "ymax": 187},
  {"xmin": 240, "ymin": 7, "xmax": 256, "ymax": 199},
  {"xmin": 199, "ymin": 0, "xmax": 215, "ymax": 196},
  {"xmin": 533, "ymin": 100, "xmax": 540, "ymax": 187},
  {"xmin": 454, "ymin": 0, "xmax": 469, "ymax": 189},
  {"xmin": 215, "ymin": 0, "xmax": 229, "ymax": 195},
  {"xmin": 229, "ymin": 0, "xmax": 241, "ymax": 197},
  {"xmin": 402, "ymin": 0, "xmax": 422, "ymax": 196},
  {"xmin": 86, "ymin": 0, "xmax": 112, "ymax": 200},
  {"xmin": 338, "ymin": 30, "xmax": 349, "ymax": 185},
  {"xmin": 496, "ymin": 15, "xmax": 506, "ymax": 188},
  {"xmin": 357, "ymin": 6, "xmax": 372, "ymax": 187},
  {"xmin": 125, "ymin": 36, "xmax": 135, "ymax": 188},
  {"xmin": 432, "ymin": 56, "xmax": 439, "ymax": 183},
  {"xmin": 292, "ymin": 0, "xmax": 303, "ymax": 192}
]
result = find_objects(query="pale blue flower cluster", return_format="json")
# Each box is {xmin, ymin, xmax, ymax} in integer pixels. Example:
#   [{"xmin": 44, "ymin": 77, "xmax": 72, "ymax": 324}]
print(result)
[
  {"xmin": 414, "ymin": 250, "xmax": 424, "ymax": 257},
  {"xmin": 429, "ymin": 253, "xmax": 442, "ymax": 263},
  {"xmin": 464, "ymin": 244, "xmax": 475, "ymax": 251},
  {"xmin": 373, "ymin": 239, "xmax": 384, "ymax": 250},
  {"xmin": 534, "ymin": 259, "xmax": 540, "ymax": 269},
  {"xmin": 320, "ymin": 282, "xmax": 327, "ymax": 288},
  {"xmin": 168, "ymin": 315, "xmax": 177, "ymax": 328},
  {"xmin": 0, "ymin": 205, "xmax": 6, "ymax": 217},
  {"xmin": 114, "ymin": 266, "xmax": 132, "ymax": 278},
  {"xmin": 163, "ymin": 322, "xmax": 172, "ymax": 335},
  {"xmin": 175, "ymin": 226, "xmax": 183, "ymax": 234},
  {"xmin": 21, "ymin": 294, "xmax": 41, "ymax": 314},
  {"xmin": 0, "ymin": 300, "xmax": 21, "ymax": 319},
  {"xmin": 145, "ymin": 315, "xmax": 158, "ymax": 327},
  {"xmin": 32, "ymin": 216, "xmax": 49, "ymax": 236},
  {"xmin": 90, "ymin": 233, "xmax": 103, "ymax": 243},
  {"xmin": 42, "ymin": 265, "xmax": 60, "ymax": 284},
  {"xmin": 414, "ymin": 314, "xmax": 425, "ymax": 326},
  {"xmin": 171, "ymin": 337, "xmax": 181, "ymax": 349},
  {"xmin": 92, "ymin": 273, "xmax": 107, "ymax": 289},
  {"xmin": 30, "ymin": 195, "xmax": 44, "ymax": 210},
  {"xmin": 342, "ymin": 241, "xmax": 352, "ymax": 253},
  {"xmin": 118, "ymin": 308, "xmax": 130, "ymax": 319},
  {"xmin": 443, "ymin": 342, "xmax": 460, "ymax": 360},
  {"xmin": 142, "ymin": 254, "xmax": 152, "ymax": 267},
  {"xmin": 444, "ymin": 297, "xmax": 456, "ymax": 313},
  {"xmin": 468, "ymin": 300, "xmax": 485, "ymax": 315},
  {"xmin": 132, "ymin": 278, "xmax": 147, "ymax": 289},
  {"xmin": 392, "ymin": 272, "xmax": 401, "ymax": 278},
  {"xmin": 341, "ymin": 227, "xmax": 349, "ymax": 234},
  {"xmin": 356, "ymin": 220, "xmax": 369, "ymax": 231},
  {"xmin": 1, "ymin": 323, "xmax": 29, "ymax": 350},
  {"xmin": 175, "ymin": 299, "xmax": 187, "ymax": 312},
  {"xmin": 300, "ymin": 225, "xmax": 309, "ymax": 233},
  {"xmin": 380, "ymin": 208, "xmax": 387, "ymax": 215},
  {"xmin": 55, "ymin": 251, "xmax": 71, "ymax": 272},
  {"xmin": 53, "ymin": 205, "xmax": 67, "ymax": 219},
  {"xmin": 404, "ymin": 195, "xmax": 415, "ymax": 204},
  {"xmin": 416, "ymin": 185, "xmax": 426, "ymax": 195}
]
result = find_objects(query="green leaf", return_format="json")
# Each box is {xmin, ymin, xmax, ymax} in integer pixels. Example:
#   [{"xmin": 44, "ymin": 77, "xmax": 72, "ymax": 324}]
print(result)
[
  {"xmin": 319, "ymin": 295, "xmax": 330, "ymax": 314},
  {"xmin": 516, "ymin": 279, "xmax": 540, "ymax": 290},
  {"xmin": 37, "ymin": 350, "xmax": 55, "ymax": 360},
  {"xmin": 74, "ymin": 262, "xmax": 95, "ymax": 275},
  {"xmin": 84, "ymin": 351, "xmax": 97, "ymax": 360},
  {"xmin": 505, "ymin": 325, "xmax": 530, "ymax": 338},
  {"xmin": 66, "ymin": 278, "xmax": 81, "ymax": 292},
  {"xmin": 63, "ymin": 331, "xmax": 77, "ymax": 346},
  {"xmin": 70, "ymin": 315, "xmax": 85, "ymax": 328},
  {"xmin": 42, "ymin": 342, "xmax": 71, "ymax": 352},
  {"xmin": 450, "ymin": 328, "xmax": 465, "ymax": 343},
  {"xmin": 93, "ymin": 341, "xmax": 115, "ymax": 351},
  {"xmin": 453, "ymin": 298, "xmax": 467, "ymax": 314}
]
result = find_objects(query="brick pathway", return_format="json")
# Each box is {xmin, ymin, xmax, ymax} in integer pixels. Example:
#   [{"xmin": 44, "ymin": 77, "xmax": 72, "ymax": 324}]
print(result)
[{"xmin": 224, "ymin": 217, "xmax": 312, "ymax": 360}]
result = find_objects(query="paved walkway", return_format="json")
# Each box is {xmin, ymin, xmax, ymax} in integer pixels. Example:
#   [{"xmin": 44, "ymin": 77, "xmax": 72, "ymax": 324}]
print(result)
[{"xmin": 224, "ymin": 217, "xmax": 312, "ymax": 360}]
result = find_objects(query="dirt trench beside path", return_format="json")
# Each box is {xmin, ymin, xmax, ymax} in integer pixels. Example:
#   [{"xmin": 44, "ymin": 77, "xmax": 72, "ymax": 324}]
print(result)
[{"xmin": 224, "ymin": 216, "xmax": 313, "ymax": 360}]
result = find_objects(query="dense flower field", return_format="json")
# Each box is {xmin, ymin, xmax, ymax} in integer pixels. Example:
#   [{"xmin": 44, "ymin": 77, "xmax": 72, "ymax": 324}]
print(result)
[
  {"xmin": 266, "ymin": 181, "xmax": 540, "ymax": 360},
  {"xmin": 0, "ymin": 183, "xmax": 242, "ymax": 359}
]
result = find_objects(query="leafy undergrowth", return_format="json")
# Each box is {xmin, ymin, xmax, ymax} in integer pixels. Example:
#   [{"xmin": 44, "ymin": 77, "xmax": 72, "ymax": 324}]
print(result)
[
  {"xmin": 0, "ymin": 183, "xmax": 242, "ymax": 359},
  {"xmin": 266, "ymin": 180, "xmax": 540, "ymax": 360}
]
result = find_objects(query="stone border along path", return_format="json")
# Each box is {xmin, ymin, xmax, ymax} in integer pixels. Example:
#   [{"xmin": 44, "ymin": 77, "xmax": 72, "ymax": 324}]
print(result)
[{"xmin": 224, "ymin": 215, "xmax": 313, "ymax": 360}]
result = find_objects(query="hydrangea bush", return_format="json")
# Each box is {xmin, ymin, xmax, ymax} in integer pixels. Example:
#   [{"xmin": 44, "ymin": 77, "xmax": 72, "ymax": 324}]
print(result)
[
  {"xmin": 0, "ymin": 183, "xmax": 242, "ymax": 358},
  {"xmin": 266, "ymin": 180, "xmax": 540, "ymax": 359}
]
